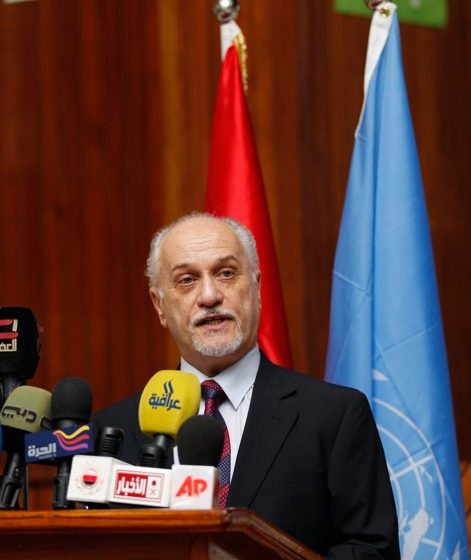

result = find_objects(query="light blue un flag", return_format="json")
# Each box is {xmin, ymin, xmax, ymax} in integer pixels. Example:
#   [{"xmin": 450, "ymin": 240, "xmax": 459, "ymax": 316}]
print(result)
[{"xmin": 325, "ymin": 3, "xmax": 468, "ymax": 559}]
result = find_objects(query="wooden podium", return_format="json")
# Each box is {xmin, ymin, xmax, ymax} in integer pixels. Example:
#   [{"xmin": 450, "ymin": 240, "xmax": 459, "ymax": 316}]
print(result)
[{"xmin": 0, "ymin": 508, "xmax": 322, "ymax": 560}]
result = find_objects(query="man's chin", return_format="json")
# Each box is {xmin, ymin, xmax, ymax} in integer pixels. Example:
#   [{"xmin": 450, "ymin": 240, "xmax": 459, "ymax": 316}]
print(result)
[{"xmin": 192, "ymin": 335, "xmax": 243, "ymax": 358}]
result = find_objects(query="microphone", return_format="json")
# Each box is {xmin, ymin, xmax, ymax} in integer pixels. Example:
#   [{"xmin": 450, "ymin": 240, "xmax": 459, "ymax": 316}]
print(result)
[
  {"xmin": 50, "ymin": 377, "xmax": 93, "ymax": 509},
  {"xmin": 177, "ymin": 415, "xmax": 224, "ymax": 466},
  {"xmin": 94, "ymin": 426, "xmax": 124, "ymax": 458},
  {"xmin": 67, "ymin": 427, "xmax": 128, "ymax": 506},
  {"xmin": 86, "ymin": 427, "xmax": 124, "ymax": 509},
  {"xmin": 97, "ymin": 391, "xmax": 210, "ymax": 509},
  {"xmin": 171, "ymin": 415, "xmax": 224, "ymax": 510},
  {"xmin": 99, "ymin": 427, "xmax": 174, "ymax": 508},
  {"xmin": 68, "ymin": 371, "xmax": 201, "ymax": 508},
  {"xmin": 0, "ymin": 307, "xmax": 41, "ymax": 408},
  {"xmin": 100, "ymin": 423, "xmax": 175, "ymax": 508},
  {"xmin": 0, "ymin": 386, "xmax": 51, "ymax": 509},
  {"xmin": 138, "ymin": 370, "xmax": 200, "ymax": 468}
]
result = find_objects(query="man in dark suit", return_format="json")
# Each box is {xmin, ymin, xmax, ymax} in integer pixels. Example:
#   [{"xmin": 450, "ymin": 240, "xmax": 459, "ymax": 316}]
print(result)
[{"xmin": 94, "ymin": 213, "xmax": 400, "ymax": 559}]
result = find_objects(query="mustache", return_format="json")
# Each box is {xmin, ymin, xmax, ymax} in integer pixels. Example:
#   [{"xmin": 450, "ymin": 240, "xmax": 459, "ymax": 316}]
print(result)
[{"xmin": 191, "ymin": 307, "xmax": 238, "ymax": 327}]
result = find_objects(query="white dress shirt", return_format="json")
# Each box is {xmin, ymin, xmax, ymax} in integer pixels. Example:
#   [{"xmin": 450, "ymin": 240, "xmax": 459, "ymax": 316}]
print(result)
[{"xmin": 177, "ymin": 345, "xmax": 260, "ymax": 480}]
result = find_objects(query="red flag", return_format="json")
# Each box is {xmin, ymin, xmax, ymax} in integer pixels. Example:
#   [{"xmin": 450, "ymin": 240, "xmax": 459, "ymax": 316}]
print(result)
[{"xmin": 205, "ymin": 33, "xmax": 292, "ymax": 368}]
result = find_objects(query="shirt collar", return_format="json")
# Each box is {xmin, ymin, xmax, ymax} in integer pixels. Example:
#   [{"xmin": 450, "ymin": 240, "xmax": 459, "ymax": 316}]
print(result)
[{"xmin": 180, "ymin": 345, "xmax": 260, "ymax": 411}]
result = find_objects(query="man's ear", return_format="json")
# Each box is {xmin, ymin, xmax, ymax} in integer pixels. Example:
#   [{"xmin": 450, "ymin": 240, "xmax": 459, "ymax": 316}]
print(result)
[{"xmin": 150, "ymin": 287, "xmax": 167, "ymax": 328}]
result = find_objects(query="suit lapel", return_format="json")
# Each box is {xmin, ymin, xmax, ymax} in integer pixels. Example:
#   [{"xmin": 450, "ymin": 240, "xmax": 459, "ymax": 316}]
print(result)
[{"xmin": 227, "ymin": 356, "xmax": 298, "ymax": 507}]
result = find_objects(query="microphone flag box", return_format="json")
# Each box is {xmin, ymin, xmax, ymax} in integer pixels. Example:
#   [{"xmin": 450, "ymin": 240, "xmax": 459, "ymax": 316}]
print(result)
[
  {"xmin": 170, "ymin": 465, "xmax": 218, "ymax": 510},
  {"xmin": 25, "ymin": 424, "xmax": 94, "ymax": 463},
  {"xmin": 107, "ymin": 464, "xmax": 172, "ymax": 507},
  {"xmin": 67, "ymin": 455, "xmax": 129, "ymax": 503}
]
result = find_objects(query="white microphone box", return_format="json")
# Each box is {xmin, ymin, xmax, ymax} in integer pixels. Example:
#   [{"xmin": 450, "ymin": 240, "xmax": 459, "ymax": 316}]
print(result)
[
  {"xmin": 107, "ymin": 464, "xmax": 172, "ymax": 507},
  {"xmin": 170, "ymin": 465, "xmax": 218, "ymax": 509},
  {"xmin": 67, "ymin": 455, "xmax": 129, "ymax": 503}
]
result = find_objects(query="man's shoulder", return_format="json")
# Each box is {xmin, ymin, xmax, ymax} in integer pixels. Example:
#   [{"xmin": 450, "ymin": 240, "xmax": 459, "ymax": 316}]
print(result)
[
  {"xmin": 93, "ymin": 392, "xmax": 141, "ymax": 426},
  {"xmin": 258, "ymin": 354, "xmax": 368, "ymax": 408}
]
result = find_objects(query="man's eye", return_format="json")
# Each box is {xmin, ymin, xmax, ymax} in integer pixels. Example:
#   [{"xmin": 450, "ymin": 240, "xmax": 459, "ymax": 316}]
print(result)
[
  {"xmin": 219, "ymin": 269, "xmax": 234, "ymax": 278},
  {"xmin": 179, "ymin": 276, "xmax": 194, "ymax": 285}
]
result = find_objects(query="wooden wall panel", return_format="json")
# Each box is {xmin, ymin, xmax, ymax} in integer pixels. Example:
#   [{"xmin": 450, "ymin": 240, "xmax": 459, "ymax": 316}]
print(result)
[{"xmin": 0, "ymin": 0, "xmax": 470, "ymax": 511}]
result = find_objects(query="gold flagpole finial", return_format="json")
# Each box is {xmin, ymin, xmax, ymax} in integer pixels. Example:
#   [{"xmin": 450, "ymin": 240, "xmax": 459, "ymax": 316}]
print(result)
[
  {"xmin": 364, "ymin": 0, "xmax": 393, "ymax": 17},
  {"xmin": 213, "ymin": 0, "xmax": 240, "ymax": 23}
]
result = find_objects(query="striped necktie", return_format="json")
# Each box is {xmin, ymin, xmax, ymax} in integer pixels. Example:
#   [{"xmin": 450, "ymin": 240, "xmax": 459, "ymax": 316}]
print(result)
[{"xmin": 201, "ymin": 380, "xmax": 231, "ymax": 508}]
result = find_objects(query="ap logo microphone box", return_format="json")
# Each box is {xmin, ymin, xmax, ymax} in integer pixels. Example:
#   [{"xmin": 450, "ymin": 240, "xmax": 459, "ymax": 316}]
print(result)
[
  {"xmin": 25, "ymin": 424, "xmax": 94, "ymax": 463},
  {"xmin": 170, "ymin": 465, "xmax": 218, "ymax": 510}
]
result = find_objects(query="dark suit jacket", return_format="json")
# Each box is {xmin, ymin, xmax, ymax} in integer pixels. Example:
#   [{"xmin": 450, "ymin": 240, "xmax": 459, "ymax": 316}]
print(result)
[{"xmin": 93, "ymin": 355, "xmax": 400, "ymax": 559}]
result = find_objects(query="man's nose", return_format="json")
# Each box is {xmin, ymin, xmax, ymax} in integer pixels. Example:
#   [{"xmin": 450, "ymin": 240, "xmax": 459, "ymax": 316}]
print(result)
[{"xmin": 196, "ymin": 275, "xmax": 223, "ymax": 307}]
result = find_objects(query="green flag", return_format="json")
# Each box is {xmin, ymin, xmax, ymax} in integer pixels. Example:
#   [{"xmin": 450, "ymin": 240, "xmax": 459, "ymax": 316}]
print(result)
[{"xmin": 335, "ymin": 0, "xmax": 447, "ymax": 28}]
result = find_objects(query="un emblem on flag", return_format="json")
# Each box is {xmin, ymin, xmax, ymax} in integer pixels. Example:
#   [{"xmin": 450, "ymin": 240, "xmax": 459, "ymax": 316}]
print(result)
[{"xmin": 373, "ymin": 394, "xmax": 448, "ymax": 560}]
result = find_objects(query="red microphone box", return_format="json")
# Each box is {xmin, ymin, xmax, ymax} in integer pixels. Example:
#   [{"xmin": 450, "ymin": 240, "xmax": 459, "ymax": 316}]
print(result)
[{"xmin": 108, "ymin": 464, "xmax": 172, "ymax": 507}]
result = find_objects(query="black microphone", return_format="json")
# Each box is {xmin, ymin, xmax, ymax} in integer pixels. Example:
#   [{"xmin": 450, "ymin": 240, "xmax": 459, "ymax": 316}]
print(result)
[
  {"xmin": 171, "ymin": 415, "xmax": 224, "ymax": 509},
  {"xmin": 82, "ymin": 426, "xmax": 124, "ymax": 509},
  {"xmin": 50, "ymin": 377, "xmax": 93, "ymax": 509},
  {"xmin": 177, "ymin": 415, "xmax": 224, "ymax": 467},
  {"xmin": 95, "ymin": 426, "xmax": 124, "ymax": 458},
  {"xmin": 138, "ymin": 442, "xmax": 163, "ymax": 468},
  {"xmin": 0, "ymin": 307, "xmax": 41, "ymax": 408}
]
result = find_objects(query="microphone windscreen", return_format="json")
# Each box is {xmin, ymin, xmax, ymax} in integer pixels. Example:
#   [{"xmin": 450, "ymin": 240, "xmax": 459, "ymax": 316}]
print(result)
[
  {"xmin": 138, "ymin": 442, "xmax": 162, "ymax": 468},
  {"xmin": 177, "ymin": 415, "xmax": 224, "ymax": 467},
  {"xmin": 138, "ymin": 370, "xmax": 200, "ymax": 440},
  {"xmin": 0, "ymin": 307, "xmax": 41, "ymax": 379},
  {"xmin": 94, "ymin": 426, "xmax": 124, "ymax": 458},
  {"xmin": 51, "ymin": 377, "xmax": 93, "ymax": 424},
  {"xmin": 0, "ymin": 386, "xmax": 51, "ymax": 433}
]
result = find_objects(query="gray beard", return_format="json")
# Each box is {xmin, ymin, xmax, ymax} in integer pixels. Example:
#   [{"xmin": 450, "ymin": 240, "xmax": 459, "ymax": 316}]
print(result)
[{"xmin": 191, "ymin": 326, "xmax": 244, "ymax": 357}]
